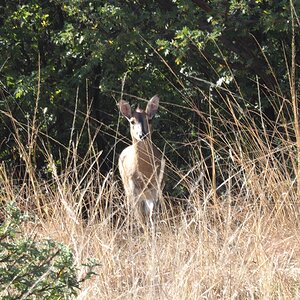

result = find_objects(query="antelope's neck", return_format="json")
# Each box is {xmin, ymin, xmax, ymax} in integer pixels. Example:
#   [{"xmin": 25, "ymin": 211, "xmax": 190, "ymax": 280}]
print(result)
[{"xmin": 133, "ymin": 139, "xmax": 155, "ymax": 166}]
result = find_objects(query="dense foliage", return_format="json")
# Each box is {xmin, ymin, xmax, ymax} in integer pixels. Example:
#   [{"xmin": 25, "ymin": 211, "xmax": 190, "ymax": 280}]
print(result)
[
  {"xmin": 0, "ymin": 203, "xmax": 97, "ymax": 299},
  {"xmin": 0, "ymin": 0, "xmax": 299, "ymax": 174}
]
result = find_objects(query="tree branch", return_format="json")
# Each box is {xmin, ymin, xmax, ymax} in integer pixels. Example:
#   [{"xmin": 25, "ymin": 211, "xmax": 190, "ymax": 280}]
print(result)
[{"xmin": 192, "ymin": 0, "xmax": 212, "ymax": 13}]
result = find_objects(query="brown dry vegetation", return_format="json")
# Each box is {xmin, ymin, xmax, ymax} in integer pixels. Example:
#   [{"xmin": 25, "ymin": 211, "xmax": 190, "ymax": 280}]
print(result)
[{"xmin": 1, "ymin": 77, "xmax": 300, "ymax": 299}]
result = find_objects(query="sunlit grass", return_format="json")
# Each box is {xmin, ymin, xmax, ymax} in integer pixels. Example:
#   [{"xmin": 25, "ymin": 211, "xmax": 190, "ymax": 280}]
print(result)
[{"xmin": 1, "ymin": 71, "xmax": 300, "ymax": 299}]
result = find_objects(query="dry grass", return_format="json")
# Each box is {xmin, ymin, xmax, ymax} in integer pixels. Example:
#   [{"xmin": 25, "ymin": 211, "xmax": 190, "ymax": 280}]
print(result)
[{"xmin": 1, "ymin": 83, "xmax": 300, "ymax": 300}]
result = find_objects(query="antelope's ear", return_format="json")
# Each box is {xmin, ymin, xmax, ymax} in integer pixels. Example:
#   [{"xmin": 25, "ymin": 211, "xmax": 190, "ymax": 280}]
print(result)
[
  {"xmin": 146, "ymin": 95, "xmax": 159, "ymax": 119},
  {"xmin": 119, "ymin": 100, "xmax": 132, "ymax": 119}
]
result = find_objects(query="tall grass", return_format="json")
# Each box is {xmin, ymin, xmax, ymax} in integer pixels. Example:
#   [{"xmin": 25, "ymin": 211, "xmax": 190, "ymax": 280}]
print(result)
[
  {"xmin": 1, "ymin": 83, "xmax": 300, "ymax": 299},
  {"xmin": 1, "ymin": 32, "xmax": 300, "ymax": 300}
]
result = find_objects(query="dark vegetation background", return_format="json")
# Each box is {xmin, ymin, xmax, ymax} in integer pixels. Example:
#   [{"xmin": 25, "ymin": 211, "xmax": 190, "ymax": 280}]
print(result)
[{"xmin": 0, "ymin": 0, "xmax": 299, "ymax": 186}]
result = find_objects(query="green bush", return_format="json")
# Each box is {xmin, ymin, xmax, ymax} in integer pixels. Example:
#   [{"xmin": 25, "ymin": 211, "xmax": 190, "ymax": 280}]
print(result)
[{"xmin": 0, "ymin": 203, "xmax": 98, "ymax": 300}]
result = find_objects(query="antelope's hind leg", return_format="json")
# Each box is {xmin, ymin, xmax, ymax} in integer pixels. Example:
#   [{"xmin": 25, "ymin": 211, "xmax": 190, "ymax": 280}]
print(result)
[{"xmin": 143, "ymin": 199, "xmax": 156, "ymax": 228}]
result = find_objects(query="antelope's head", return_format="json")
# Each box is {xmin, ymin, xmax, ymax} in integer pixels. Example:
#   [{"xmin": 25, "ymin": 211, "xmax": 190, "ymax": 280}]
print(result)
[{"xmin": 119, "ymin": 95, "xmax": 159, "ymax": 142}]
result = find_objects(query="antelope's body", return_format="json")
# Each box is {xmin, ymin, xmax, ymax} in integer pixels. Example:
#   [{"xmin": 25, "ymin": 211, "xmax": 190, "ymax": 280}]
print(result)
[{"xmin": 118, "ymin": 96, "xmax": 164, "ymax": 224}]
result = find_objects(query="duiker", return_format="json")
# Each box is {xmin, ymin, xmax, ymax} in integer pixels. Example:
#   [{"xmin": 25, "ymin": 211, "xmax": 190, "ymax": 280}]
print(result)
[{"xmin": 118, "ymin": 95, "xmax": 164, "ymax": 226}]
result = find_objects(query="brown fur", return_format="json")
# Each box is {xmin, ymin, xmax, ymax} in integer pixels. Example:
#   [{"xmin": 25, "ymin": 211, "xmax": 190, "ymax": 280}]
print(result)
[{"xmin": 118, "ymin": 96, "xmax": 164, "ymax": 224}]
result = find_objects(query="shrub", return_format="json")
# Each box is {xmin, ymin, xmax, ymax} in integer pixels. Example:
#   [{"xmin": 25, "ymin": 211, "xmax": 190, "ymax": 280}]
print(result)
[{"xmin": 0, "ymin": 203, "xmax": 97, "ymax": 300}]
